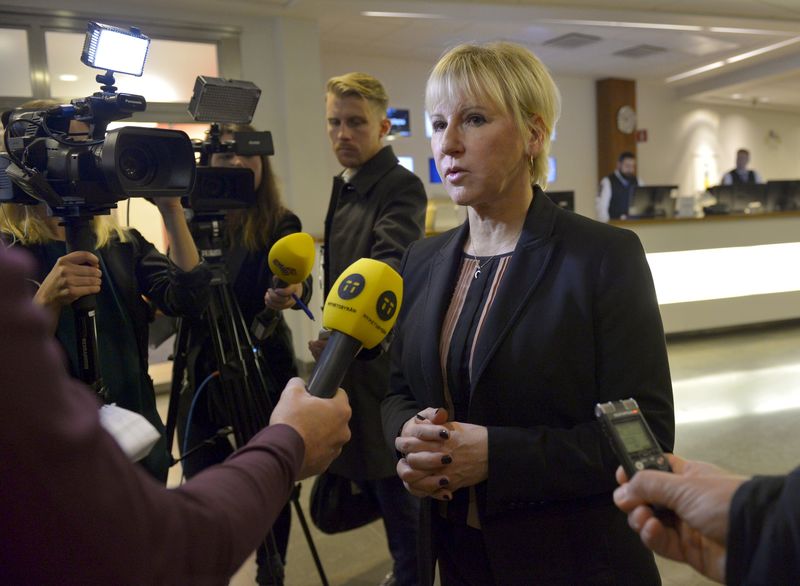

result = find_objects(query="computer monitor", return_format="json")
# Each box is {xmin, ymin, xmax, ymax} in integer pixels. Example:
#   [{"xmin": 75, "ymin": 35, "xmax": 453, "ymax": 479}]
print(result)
[
  {"xmin": 629, "ymin": 185, "xmax": 678, "ymax": 219},
  {"xmin": 708, "ymin": 184, "xmax": 768, "ymax": 214},
  {"xmin": 397, "ymin": 156, "xmax": 414, "ymax": 173},
  {"xmin": 545, "ymin": 190, "xmax": 574, "ymax": 211},
  {"xmin": 547, "ymin": 156, "xmax": 557, "ymax": 184},
  {"xmin": 387, "ymin": 108, "xmax": 410, "ymax": 137},
  {"xmin": 765, "ymin": 180, "xmax": 800, "ymax": 212},
  {"xmin": 428, "ymin": 158, "xmax": 442, "ymax": 184}
]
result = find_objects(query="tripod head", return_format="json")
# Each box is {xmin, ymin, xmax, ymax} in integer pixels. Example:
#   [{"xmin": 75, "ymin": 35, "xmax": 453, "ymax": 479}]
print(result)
[{"xmin": 187, "ymin": 212, "xmax": 230, "ymax": 267}]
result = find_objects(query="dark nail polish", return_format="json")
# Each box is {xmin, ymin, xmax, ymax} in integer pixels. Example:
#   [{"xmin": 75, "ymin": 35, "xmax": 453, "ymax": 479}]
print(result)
[
  {"xmin": 415, "ymin": 413, "xmax": 425, "ymax": 420},
  {"xmin": 434, "ymin": 408, "xmax": 440, "ymax": 414},
  {"xmin": 439, "ymin": 429, "xmax": 449, "ymax": 439},
  {"xmin": 439, "ymin": 477, "xmax": 449, "ymax": 486},
  {"xmin": 443, "ymin": 493, "xmax": 452, "ymax": 501},
  {"xmin": 441, "ymin": 455, "xmax": 452, "ymax": 465}
]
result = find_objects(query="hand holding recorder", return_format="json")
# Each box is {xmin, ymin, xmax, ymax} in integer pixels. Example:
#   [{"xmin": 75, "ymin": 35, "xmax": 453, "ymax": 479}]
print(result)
[{"xmin": 613, "ymin": 454, "xmax": 747, "ymax": 583}]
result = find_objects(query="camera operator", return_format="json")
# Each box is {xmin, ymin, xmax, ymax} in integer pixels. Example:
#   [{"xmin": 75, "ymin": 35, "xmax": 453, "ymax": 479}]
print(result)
[
  {"xmin": 177, "ymin": 122, "xmax": 312, "ymax": 585},
  {"xmin": 0, "ymin": 242, "xmax": 351, "ymax": 585},
  {"xmin": 0, "ymin": 99, "xmax": 210, "ymax": 483},
  {"xmin": 613, "ymin": 454, "xmax": 800, "ymax": 584}
]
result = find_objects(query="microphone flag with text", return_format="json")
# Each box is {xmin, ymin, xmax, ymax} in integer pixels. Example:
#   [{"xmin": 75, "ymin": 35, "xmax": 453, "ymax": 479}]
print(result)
[
  {"xmin": 251, "ymin": 232, "xmax": 316, "ymax": 340},
  {"xmin": 307, "ymin": 258, "xmax": 403, "ymax": 398}
]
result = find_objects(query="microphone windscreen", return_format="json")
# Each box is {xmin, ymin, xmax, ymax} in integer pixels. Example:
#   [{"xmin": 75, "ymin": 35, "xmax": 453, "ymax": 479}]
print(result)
[
  {"xmin": 268, "ymin": 232, "xmax": 315, "ymax": 284},
  {"xmin": 323, "ymin": 258, "xmax": 402, "ymax": 349}
]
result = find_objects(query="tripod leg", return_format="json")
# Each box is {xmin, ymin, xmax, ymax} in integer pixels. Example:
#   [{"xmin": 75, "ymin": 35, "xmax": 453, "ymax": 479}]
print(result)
[
  {"xmin": 202, "ymin": 270, "xmax": 331, "ymax": 584},
  {"xmin": 290, "ymin": 483, "xmax": 329, "ymax": 586},
  {"xmin": 164, "ymin": 317, "xmax": 189, "ymax": 464},
  {"xmin": 256, "ymin": 531, "xmax": 286, "ymax": 586}
]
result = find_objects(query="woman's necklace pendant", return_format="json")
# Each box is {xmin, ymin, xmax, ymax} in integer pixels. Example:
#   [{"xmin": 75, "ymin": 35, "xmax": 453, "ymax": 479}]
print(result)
[{"xmin": 474, "ymin": 266, "xmax": 481, "ymax": 279}]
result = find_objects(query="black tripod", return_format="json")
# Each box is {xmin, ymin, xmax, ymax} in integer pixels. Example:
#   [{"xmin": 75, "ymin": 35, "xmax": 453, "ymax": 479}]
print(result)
[
  {"xmin": 61, "ymin": 211, "xmax": 109, "ymax": 401},
  {"xmin": 165, "ymin": 216, "xmax": 328, "ymax": 586}
]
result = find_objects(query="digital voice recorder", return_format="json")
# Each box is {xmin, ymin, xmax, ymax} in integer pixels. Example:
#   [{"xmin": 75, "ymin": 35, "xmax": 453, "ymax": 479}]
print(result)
[{"xmin": 595, "ymin": 398, "xmax": 671, "ymax": 477}]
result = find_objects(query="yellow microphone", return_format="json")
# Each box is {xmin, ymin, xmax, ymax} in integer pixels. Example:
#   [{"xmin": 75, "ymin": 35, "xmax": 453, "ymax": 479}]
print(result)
[
  {"xmin": 268, "ymin": 232, "xmax": 315, "ymax": 286},
  {"xmin": 307, "ymin": 258, "xmax": 403, "ymax": 398},
  {"xmin": 251, "ymin": 232, "xmax": 316, "ymax": 341},
  {"xmin": 267, "ymin": 232, "xmax": 316, "ymax": 320}
]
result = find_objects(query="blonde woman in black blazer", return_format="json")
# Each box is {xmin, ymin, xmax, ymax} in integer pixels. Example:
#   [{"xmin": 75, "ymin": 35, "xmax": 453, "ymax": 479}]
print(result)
[{"xmin": 381, "ymin": 42, "xmax": 674, "ymax": 586}]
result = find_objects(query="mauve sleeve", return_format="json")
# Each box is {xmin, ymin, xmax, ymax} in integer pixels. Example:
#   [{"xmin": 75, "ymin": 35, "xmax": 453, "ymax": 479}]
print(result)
[{"xmin": 0, "ymin": 246, "xmax": 303, "ymax": 586}]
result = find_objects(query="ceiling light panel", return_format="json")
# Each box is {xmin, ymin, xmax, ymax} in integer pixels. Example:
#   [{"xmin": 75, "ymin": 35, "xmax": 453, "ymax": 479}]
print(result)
[
  {"xmin": 362, "ymin": 11, "xmax": 446, "ymax": 19},
  {"xmin": 539, "ymin": 19, "xmax": 702, "ymax": 32},
  {"xmin": 666, "ymin": 61, "xmax": 725, "ymax": 82}
]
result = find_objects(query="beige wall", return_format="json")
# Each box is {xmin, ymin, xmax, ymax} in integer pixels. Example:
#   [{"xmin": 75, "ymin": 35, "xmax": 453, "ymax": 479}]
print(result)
[{"xmin": 637, "ymin": 81, "xmax": 800, "ymax": 197}]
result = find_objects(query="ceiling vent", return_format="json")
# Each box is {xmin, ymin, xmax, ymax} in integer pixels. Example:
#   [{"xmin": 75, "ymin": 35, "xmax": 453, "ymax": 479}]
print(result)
[
  {"xmin": 614, "ymin": 44, "xmax": 667, "ymax": 58},
  {"xmin": 543, "ymin": 33, "xmax": 601, "ymax": 49}
]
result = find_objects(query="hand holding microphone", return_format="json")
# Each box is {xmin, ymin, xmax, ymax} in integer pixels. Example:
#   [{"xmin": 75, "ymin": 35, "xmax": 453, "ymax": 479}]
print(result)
[
  {"xmin": 307, "ymin": 258, "xmax": 403, "ymax": 398},
  {"xmin": 266, "ymin": 232, "xmax": 315, "ymax": 316},
  {"xmin": 252, "ymin": 232, "xmax": 315, "ymax": 340}
]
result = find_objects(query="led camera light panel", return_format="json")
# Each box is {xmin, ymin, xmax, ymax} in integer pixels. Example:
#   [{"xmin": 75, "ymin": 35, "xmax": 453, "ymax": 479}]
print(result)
[{"xmin": 82, "ymin": 23, "xmax": 150, "ymax": 76}]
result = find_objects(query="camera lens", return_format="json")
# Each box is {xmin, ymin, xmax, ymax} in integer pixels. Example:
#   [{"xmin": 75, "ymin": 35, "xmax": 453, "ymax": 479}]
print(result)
[
  {"xmin": 201, "ymin": 176, "xmax": 226, "ymax": 198},
  {"xmin": 119, "ymin": 145, "xmax": 155, "ymax": 184}
]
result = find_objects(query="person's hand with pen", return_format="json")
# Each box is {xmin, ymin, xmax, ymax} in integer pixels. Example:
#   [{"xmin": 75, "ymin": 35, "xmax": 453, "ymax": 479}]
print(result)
[{"xmin": 264, "ymin": 277, "xmax": 315, "ymax": 320}]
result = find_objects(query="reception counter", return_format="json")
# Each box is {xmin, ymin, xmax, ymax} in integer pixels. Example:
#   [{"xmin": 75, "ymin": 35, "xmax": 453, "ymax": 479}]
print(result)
[
  {"xmin": 612, "ymin": 212, "xmax": 800, "ymax": 334},
  {"xmin": 151, "ymin": 211, "xmax": 799, "ymax": 389}
]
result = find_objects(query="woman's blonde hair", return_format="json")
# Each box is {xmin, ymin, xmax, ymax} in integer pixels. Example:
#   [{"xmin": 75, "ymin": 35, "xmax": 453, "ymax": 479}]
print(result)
[
  {"xmin": 425, "ymin": 42, "xmax": 561, "ymax": 188},
  {"xmin": 0, "ymin": 203, "xmax": 128, "ymax": 247},
  {"xmin": 216, "ymin": 123, "xmax": 286, "ymax": 251},
  {"xmin": 1, "ymin": 98, "xmax": 127, "ymax": 247}
]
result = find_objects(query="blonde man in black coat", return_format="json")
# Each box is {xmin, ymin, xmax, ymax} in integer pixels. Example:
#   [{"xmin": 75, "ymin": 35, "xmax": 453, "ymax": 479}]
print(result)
[{"xmin": 311, "ymin": 72, "xmax": 427, "ymax": 586}]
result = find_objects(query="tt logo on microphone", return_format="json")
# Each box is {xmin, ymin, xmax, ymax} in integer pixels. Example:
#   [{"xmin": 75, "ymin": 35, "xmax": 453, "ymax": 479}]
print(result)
[
  {"xmin": 376, "ymin": 291, "xmax": 397, "ymax": 321},
  {"xmin": 338, "ymin": 273, "xmax": 365, "ymax": 300}
]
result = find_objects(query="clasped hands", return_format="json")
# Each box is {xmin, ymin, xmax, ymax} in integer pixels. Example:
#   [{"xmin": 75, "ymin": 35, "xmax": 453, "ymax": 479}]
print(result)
[{"xmin": 395, "ymin": 407, "xmax": 488, "ymax": 501}]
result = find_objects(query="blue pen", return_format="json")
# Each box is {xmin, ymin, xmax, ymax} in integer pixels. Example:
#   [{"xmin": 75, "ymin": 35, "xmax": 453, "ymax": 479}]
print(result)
[{"xmin": 292, "ymin": 293, "xmax": 315, "ymax": 321}]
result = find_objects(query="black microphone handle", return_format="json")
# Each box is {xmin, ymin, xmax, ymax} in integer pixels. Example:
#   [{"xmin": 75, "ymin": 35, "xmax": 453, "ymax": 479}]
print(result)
[
  {"xmin": 307, "ymin": 331, "xmax": 363, "ymax": 398},
  {"xmin": 249, "ymin": 278, "xmax": 292, "ymax": 340}
]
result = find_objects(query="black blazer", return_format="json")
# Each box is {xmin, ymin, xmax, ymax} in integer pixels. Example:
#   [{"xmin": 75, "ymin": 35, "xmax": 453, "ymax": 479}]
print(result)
[{"xmin": 382, "ymin": 189, "xmax": 675, "ymax": 584}]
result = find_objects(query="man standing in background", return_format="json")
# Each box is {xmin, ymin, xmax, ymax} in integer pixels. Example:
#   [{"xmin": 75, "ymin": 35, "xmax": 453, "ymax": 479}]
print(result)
[
  {"xmin": 721, "ymin": 148, "xmax": 764, "ymax": 185},
  {"xmin": 596, "ymin": 151, "xmax": 639, "ymax": 222},
  {"xmin": 311, "ymin": 72, "xmax": 427, "ymax": 586}
]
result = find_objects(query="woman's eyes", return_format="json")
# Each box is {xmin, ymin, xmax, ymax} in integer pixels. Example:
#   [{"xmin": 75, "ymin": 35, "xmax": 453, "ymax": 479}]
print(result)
[{"xmin": 430, "ymin": 114, "xmax": 486, "ymax": 132}]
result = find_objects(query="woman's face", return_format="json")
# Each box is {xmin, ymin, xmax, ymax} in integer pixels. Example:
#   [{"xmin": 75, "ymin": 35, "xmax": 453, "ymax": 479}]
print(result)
[
  {"xmin": 209, "ymin": 135, "xmax": 263, "ymax": 190},
  {"xmin": 430, "ymin": 93, "xmax": 537, "ymax": 210}
]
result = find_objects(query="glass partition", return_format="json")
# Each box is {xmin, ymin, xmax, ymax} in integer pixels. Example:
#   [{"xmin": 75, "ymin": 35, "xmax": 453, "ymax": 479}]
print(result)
[{"xmin": 0, "ymin": 28, "xmax": 33, "ymax": 97}]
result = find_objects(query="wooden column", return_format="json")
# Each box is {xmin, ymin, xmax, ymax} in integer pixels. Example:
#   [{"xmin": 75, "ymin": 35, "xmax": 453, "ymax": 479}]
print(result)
[{"xmin": 596, "ymin": 78, "xmax": 636, "ymax": 181}]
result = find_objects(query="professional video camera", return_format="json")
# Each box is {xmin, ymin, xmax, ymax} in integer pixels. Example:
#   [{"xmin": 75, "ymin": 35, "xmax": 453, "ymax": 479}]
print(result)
[
  {"xmin": 0, "ymin": 22, "xmax": 197, "ymax": 402},
  {"xmin": 184, "ymin": 76, "xmax": 273, "ymax": 214},
  {"xmin": 0, "ymin": 22, "xmax": 195, "ymax": 217}
]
